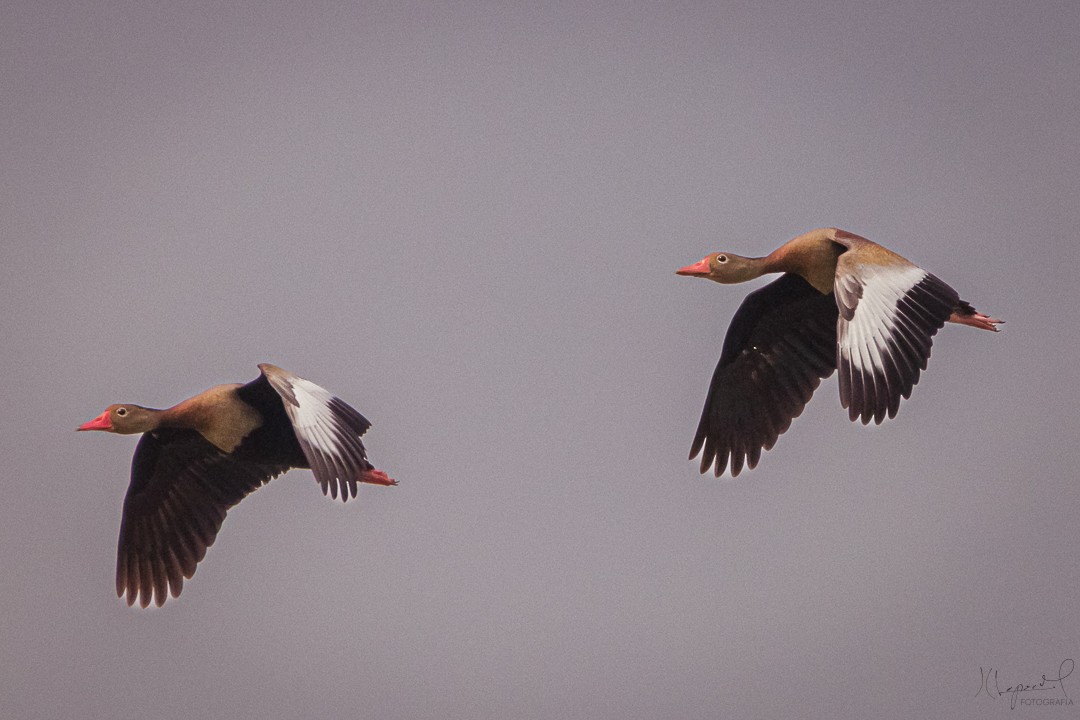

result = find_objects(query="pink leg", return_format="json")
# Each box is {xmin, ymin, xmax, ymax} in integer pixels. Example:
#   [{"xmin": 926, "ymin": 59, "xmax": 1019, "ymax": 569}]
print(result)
[
  {"xmin": 360, "ymin": 468, "xmax": 397, "ymax": 486},
  {"xmin": 948, "ymin": 310, "xmax": 1003, "ymax": 332}
]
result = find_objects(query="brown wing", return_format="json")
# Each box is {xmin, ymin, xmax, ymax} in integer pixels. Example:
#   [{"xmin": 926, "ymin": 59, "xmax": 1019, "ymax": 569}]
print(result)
[
  {"xmin": 116, "ymin": 429, "xmax": 287, "ymax": 608},
  {"xmin": 690, "ymin": 273, "xmax": 839, "ymax": 477}
]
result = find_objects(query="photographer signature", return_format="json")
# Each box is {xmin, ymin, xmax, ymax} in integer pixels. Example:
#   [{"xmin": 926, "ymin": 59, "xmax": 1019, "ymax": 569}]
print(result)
[{"xmin": 976, "ymin": 659, "xmax": 1074, "ymax": 710}]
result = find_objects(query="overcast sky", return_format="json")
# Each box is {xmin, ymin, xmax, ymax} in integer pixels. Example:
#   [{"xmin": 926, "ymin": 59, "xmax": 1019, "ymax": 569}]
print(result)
[{"xmin": 3, "ymin": 1, "xmax": 1079, "ymax": 718}]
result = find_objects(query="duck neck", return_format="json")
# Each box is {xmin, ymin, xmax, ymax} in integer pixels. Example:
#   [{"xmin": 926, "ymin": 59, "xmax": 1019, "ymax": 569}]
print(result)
[
  {"xmin": 732, "ymin": 253, "xmax": 785, "ymax": 282},
  {"xmin": 761, "ymin": 248, "xmax": 795, "ymax": 274},
  {"xmin": 762, "ymin": 246, "xmax": 835, "ymax": 294},
  {"xmin": 154, "ymin": 405, "xmax": 185, "ymax": 429}
]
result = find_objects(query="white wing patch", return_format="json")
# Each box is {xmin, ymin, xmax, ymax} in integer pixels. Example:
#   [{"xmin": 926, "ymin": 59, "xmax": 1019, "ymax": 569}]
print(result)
[
  {"xmin": 835, "ymin": 263, "xmax": 957, "ymax": 424},
  {"xmin": 259, "ymin": 364, "xmax": 374, "ymax": 501}
]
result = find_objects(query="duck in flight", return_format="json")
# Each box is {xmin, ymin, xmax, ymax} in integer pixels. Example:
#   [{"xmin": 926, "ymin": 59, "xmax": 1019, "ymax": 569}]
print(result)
[
  {"xmin": 78, "ymin": 363, "xmax": 395, "ymax": 607},
  {"xmin": 677, "ymin": 227, "xmax": 1001, "ymax": 477}
]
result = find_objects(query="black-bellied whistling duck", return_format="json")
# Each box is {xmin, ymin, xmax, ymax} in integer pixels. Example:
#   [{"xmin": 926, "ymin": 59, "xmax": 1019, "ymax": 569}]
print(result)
[
  {"xmin": 677, "ymin": 227, "xmax": 1001, "ymax": 477},
  {"xmin": 78, "ymin": 363, "xmax": 395, "ymax": 608}
]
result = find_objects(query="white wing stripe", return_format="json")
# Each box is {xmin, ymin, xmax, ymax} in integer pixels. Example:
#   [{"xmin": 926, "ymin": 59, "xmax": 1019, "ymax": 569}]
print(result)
[
  {"xmin": 836, "ymin": 265, "xmax": 928, "ymax": 423},
  {"xmin": 259, "ymin": 365, "xmax": 374, "ymax": 502}
]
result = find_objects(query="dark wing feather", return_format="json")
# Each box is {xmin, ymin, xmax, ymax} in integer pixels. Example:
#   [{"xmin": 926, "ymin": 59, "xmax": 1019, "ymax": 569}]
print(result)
[
  {"xmin": 117, "ymin": 429, "xmax": 287, "ymax": 608},
  {"xmin": 690, "ymin": 273, "xmax": 839, "ymax": 477}
]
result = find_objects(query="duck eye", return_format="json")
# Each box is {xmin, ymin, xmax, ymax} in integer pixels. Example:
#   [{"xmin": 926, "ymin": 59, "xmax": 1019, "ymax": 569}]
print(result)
[
  {"xmin": 116, "ymin": 407, "xmax": 128, "ymax": 417},
  {"xmin": 716, "ymin": 254, "xmax": 728, "ymax": 263}
]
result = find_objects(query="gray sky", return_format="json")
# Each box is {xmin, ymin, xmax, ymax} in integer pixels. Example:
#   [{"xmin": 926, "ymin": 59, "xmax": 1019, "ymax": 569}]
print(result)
[{"xmin": 3, "ymin": 1, "xmax": 1079, "ymax": 718}]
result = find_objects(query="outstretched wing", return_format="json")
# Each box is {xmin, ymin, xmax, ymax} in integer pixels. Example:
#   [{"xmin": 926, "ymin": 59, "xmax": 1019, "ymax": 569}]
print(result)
[
  {"xmin": 833, "ymin": 256, "xmax": 958, "ymax": 424},
  {"xmin": 690, "ymin": 273, "xmax": 839, "ymax": 477},
  {"xmin": 257, "ymin": 363, "xmax": 390, "ymax": 502},
  {"xmin": 117, "ymin": 429, "xmax": 286, "ymax": 608}
]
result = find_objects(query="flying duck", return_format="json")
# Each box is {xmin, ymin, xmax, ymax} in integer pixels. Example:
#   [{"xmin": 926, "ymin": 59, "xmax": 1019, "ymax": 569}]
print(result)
[
  {"xmin": 677, "ymin": 227, "xmax": 1001, "ymax": 477},
  {"xmin": 78, "ymin": 363, "xmax": 395, "ymax": 607}
]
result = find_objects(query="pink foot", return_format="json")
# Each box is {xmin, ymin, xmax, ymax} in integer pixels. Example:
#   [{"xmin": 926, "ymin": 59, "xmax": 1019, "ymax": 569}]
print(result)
[
  {"xmin": 949, "ymin": 310, "xmax": 1003, "ymax": 332},
  {"xmin": 360, "ymin": 468, "xmax": 397, "ymax": 486}
]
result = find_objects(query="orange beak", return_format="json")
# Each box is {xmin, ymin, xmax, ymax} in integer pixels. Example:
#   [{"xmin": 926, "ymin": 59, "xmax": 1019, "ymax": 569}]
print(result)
[
  {"xmin": 676, "ymin": 258, "xmax": 711, "ymax": 277},
  {"xmin": 77, "ymin": 410, "xmax": 112, "ymax": 431}
]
